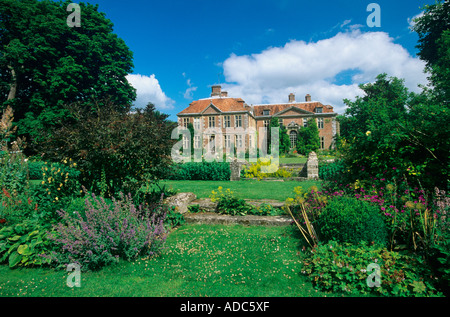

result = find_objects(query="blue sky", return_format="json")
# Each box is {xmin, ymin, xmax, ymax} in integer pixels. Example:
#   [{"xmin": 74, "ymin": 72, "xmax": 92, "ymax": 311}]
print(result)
[{"xmin": 84, "ymin": 0, "xmax": 430, "ymax": 121}]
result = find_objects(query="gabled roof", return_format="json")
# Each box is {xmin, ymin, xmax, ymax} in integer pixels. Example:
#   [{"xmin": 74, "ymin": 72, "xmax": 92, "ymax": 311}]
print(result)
[
  {"xmin": 252, "ymin": 102, "xmax": 333, "ymax": 117},
  {"xmin": 178, "ymin": 97, "xmax": 248, "ymax": 115}
]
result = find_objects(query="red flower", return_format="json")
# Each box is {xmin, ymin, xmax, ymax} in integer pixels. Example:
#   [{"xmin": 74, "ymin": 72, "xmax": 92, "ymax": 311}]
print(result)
[
  {"xmin": 2, "ymin": 188, "xmax": 11, "ymax": 199},
  {"xmin": 0, "ymin": 219, "xmax": 6, "ymax": 224}
]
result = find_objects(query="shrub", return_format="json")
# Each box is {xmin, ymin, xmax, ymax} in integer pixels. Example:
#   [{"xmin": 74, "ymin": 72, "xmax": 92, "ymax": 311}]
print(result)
[
  {"xmin": 28, "ymin": 160, "xmax": 46, "ymax": 180},
  {"xmin": 429, "ymin": 187, "xmax": 450, "ymax": 294},
  {"xmin": 0, "ymin": 188, "xmax": 38, "ymax": 226},
  {"xmin": 1, "ymin": 106, "xmax": 28, "ymax": 196},
  {"xmin": 48, "ymin": 191, "xmax": 168, "ymax": 271},
  {"xmin": 168, "ymin": 161, "xmax": 230, "ymax": 181},
  {"xmin": 284, "ymin": 186, "xmax": 324, "ymax": 248},
  {"xmin": 316, "ymin": 196, "xmax": 389, "ymax": 246},
  {"xmin": 38, "ymin": 101, "xmax": 176, "ymax": 197},
  {"xmin": 302, "ymin": 240, "xmax": 441, "ymax": 297},
  {"xmin": 242, "ymin": 158, "xmax": 294, "ymax": 180},
  {"xmin": 29, "ymin": 160, "xmax": 82, "ymax": 222},
  {"xmin": 319, "ymin": 159, "xmax": 347, "ymax": 182},
  {"xmin": 210, "ymin": 187, "xmax": 255, "ymax": 216},
  {"xmin": 0, "ymin": 220, "xmax": 53, "ymax": 268},
  {"xmin": 249, "ymin": 203, "xmax": 284, "ymax": 216}
]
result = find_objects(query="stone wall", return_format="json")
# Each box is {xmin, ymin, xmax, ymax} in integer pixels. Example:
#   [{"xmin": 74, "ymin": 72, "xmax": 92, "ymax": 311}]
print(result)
[{"xmin": 306, "ymin": 151, "xmax": 319, "ymax": 179}]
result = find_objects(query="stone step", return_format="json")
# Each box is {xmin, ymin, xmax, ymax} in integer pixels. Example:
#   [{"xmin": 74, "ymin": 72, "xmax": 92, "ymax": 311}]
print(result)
[{"xmin": 184, "ymin": 213, "xmax": 292, "ymax": 227}]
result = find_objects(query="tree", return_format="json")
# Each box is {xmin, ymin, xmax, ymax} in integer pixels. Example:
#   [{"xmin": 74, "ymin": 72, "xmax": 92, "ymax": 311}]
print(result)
[
  {"xmin": 339, "ymin": 73, "xmax": 448, "ymax": 190},
  {"xmin": 0, "ymin": 0, "xmax": 136, "ymax": 146},
  {"xmin": 38, "ymin": 100, "xmax": 176, "ymax": 197},
  {"xmin": 412, "ymin": 0, "xmax": 450, "ymax": 103},
  {"xmin": 279, "ymin": 124, "xmax": 291, "ymax": 155},
  {"xmin": 296, "ymin": 118, "xmax": 320, "ymax": 155},
  {"xmin": 267, "ymin": 117, "xmax": 290, "ymax": 155}
]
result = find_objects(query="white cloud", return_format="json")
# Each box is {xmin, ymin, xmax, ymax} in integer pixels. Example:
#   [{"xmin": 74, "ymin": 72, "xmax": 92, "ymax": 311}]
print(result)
[
  {"xmin": 221, "ymin": 30, "xmax": 428, "ymax": 114},
  {"xmin": 126, "ymin": 74, "xmax": 174, "ymax": 110},
  {"xmin": 182, "ymin": 76, "xmax": 198, "ymax": 100}
]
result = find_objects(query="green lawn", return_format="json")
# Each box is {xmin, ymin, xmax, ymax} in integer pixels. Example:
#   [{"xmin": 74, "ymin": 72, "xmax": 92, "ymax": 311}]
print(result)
[
  {"xmin": 0, "ymin": 224, "xmax": 331, "ymax": 297},
  {"xmin": 159, "ymin": 179, "xmax": 322, "ymax": 201},
  {"xmin": 279, "ymin": 156, "xmax": 308, "ymax": 164}
]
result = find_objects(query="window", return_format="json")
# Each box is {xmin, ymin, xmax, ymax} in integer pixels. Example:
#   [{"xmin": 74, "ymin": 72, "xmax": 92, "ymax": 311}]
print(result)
[
  {"xmin": 235, "ymin": 115, "xmax": 242, "ymax": 128},
  {"xmin": 235, "ymin": 135, "xmax": 243, "ymax": 148},
  {"xmin": 183, "ymin": 118, "xmax": 189, "ymax": 127},
  {"xmin": 194, "ymin": 117, "xmax": 201, "ymax": 130},
  {"xmin": 320, "ymin": 136, "xmax": 325, "ymax": 150},
  {"xmin": 224, "ymin": 135, "xmax": 231, "ymax": 149},
  {"xmin": 248, "ymin": 134, "xmax": 253, "ymax": 149},
  {"xmin": 317, "ymin": 118, "xmax": 324, "ymax": 129},
  {"xmin": 278, "ymin": 118, "xmax": 283, "ymax": 127},
  {"xmin": 182, "ymin": 135, "xmax": 190, "ymax": 149},
  {"xmin": 289, "ymin": 131, "xmax": 297, "ymax": 149},
  {"xmin": 223, "ymin": 115, "xmax": 231, "ymax": 128},
  {"xmin": 315, "ymin": 107, "xmax": 323, "ymax": 113},
  {"xmin": 263, "ymin": 109, "xmax": 270, "ymax": 116},
  {"xmin": 209, "ymin": 135, "xmax": 215, "ymax": 154},
  {"xmin": 303, "ymin": 119, "xmax": 308, "ymax": 127},
  {"xmin": 208, "ymin": 116, "xmax": 215, "ymax": 128},
  {"xmin": 194, "ymin": 135, "xmax": 201, "ymax": 149},
  {"xmin": 263, "ymin": 120, "xmax": 270, "ymax": 127}
]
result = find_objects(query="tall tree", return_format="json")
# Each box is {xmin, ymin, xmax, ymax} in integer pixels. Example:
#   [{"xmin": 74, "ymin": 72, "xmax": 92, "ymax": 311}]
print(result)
[
  {"xmin": 296, "ymin": 118, "xmax": 320, "ymax": 155},
  {"xmin": 0, "ymin": 0, "xmax": 136, "ymax": 145},
  {"xmin": 340, "ymin": 73, "xmax": 448, "ymax": 190},
  {"xmin": 412, "ymin": 0, "xmax": 450, "ymax": 103},
  {"xmin": 39, "ymin": 101, "xmax": 175, "ymax": 197}
]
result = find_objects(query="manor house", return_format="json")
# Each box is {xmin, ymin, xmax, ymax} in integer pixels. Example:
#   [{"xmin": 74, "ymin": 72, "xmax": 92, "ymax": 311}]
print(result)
[{"xmin": 177, "ymin": 85, "xmax": 339, "ymax": 154}]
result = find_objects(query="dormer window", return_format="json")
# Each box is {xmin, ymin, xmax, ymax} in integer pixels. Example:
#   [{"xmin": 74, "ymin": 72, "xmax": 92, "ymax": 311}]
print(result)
[
  {"xmin": 263, "ymin": 109, "xmax": 270, "ymax": 116},
  {"xmin": 315, "ymin": 107, "xmax": 323, "ymax": 113}
]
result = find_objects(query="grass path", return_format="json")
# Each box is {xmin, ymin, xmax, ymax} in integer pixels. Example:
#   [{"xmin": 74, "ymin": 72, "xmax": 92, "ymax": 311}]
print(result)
[
  {"xmin": 0, "ymin": 224, "xmax": 330, "ymax": 297},
  {"xmin": 158, "ymin": 180, "xmax": 322, "ymax": 201}
]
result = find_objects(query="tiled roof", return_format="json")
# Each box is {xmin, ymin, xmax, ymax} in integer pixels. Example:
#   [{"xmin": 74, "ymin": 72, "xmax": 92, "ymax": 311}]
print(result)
[
  {"xmin": 178, "ymin": 97, "xmax": 248, "ymax": 115},
  {"xmin": 252, "ymin": 102, "xmax": 334, "ymax": 117}
]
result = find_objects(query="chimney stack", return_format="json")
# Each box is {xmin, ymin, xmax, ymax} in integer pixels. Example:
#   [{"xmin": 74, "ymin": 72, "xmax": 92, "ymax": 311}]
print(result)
[
  {"xmin": 305, "ymin": 94, "xmax": 311, "ymax": 102},
  {"xmin": 289, "ymin": 93, "xmax": 295, "ymax": 103},
  {"xmin": 211, "ymin": 85, "xmax": 228, "ymax": 98},
  {"xmin": 211, "ymin": 85, "xmax": 222, "ymax": 97}
]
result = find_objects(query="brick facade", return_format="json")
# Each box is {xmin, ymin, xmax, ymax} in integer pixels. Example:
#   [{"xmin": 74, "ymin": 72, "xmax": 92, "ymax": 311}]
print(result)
[{"xmin": 177, "ymin": 85, "xmax": 339, "ymax": 154}]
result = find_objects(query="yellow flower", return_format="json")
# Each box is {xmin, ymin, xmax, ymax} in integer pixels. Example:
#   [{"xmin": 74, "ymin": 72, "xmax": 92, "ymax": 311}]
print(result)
[
  {"xmin": 366, "ymin": 131, "xmax": 371, "ymax": 136},
  {"xmin": 55, "ymin": 197, "xmax": 59, "ymax": 201},
  {"xmin": 41, "ymin": 181, "xmax": 45, "ymax": 185},
  {"xmin": 405, "ymin": 201, "xmax": 415, "ymax": 209}
]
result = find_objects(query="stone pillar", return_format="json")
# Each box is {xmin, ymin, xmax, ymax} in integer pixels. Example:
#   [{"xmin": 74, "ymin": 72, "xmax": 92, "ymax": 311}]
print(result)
[
  {"xmin": 306, "ymin": 151, "xmax": 319, "ymax": 179},
  {"xmin": 230, "ymin": 159, "xmax": 243, "ymax": 181}
]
